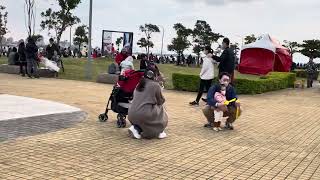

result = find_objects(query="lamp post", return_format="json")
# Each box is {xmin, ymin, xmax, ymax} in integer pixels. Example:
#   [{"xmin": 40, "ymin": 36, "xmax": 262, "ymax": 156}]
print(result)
[
  {"xmin": 159, "ymin": 25, "xmax": 165, "ymax": 58},
  {"xmin": 86, "ymin": 0, "xmax": 93, "ymax": 79}
]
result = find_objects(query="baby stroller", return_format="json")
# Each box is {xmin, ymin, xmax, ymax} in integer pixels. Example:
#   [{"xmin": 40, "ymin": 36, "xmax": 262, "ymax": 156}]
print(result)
[{"xmin": 99, "ymin": 70, "xmax": 145, "ymax": 128}]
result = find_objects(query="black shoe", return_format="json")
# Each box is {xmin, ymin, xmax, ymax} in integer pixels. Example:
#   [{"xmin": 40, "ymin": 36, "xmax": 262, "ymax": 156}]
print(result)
[
  {"xmin": 27, "ymin": 75, "xmax": 33, "ymax": 78},
  {"xmin": 225, "ymin": 123, "xmax": 234, "ymax": 130},
  {"xmin": 204, "ymin": 123, "xmax": 213, "ymax": 128},
  {"xmin": 189, "ymin": 101, "xmax": 199, "ymax": 106},
  {"xmin": 201, "ymin": 98, "xmax": 208, "ymax": 103}
]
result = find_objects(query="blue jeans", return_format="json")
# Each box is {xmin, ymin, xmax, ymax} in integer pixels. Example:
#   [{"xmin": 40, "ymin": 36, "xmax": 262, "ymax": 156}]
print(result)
[{"xmin": 27, "ymin": 58, "xmax": 39, "ymax": 77}]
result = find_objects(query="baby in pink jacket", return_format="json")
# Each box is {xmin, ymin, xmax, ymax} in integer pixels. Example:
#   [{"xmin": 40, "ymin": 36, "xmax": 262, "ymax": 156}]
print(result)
[{"xmin": 213, "ymin": 87, "xmax": 228, "ymax": 131}]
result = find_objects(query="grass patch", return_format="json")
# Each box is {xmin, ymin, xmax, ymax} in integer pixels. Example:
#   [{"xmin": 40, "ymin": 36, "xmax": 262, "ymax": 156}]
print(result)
[{"xmin": 0, "ymin": 56, "xmax": 260, "ymax": 89}]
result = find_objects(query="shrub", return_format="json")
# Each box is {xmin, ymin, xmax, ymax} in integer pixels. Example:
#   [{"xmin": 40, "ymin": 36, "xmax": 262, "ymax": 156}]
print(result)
[
  {"xmin": 172, "ymin": 72, "xmax": 296, "ymax": 94},
  {"xmin": 292, "ymin": 70, "xmax": 319, "ymax": 80}
]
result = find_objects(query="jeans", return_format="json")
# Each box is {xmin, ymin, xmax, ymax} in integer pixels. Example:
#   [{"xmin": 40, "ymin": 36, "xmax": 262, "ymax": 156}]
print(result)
[
  {"xmin": 27, "ymin": 58, "xmax": 39, "ymax": 77},
  {"xmin": 196, "ymin": 79, "xmax": 213, "ymax": 103},
  {"xmin": 307, "ymin": 73, "xmax": 315, "ymax": 88}
]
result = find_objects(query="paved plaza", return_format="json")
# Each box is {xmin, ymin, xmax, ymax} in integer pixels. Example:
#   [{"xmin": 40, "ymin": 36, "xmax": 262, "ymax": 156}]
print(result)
[{"xmin": 1, "ymin": 73, "xmax": 320, "ymax": 180}]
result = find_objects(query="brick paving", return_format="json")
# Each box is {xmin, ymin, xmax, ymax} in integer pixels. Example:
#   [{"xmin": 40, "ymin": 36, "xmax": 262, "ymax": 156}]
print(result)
[
  {"xmin": 0, "ymin": 73, "xmax": 320, "ymax": 180},
  {"xmin": 0, "ymin": 111, "xmax": 87, "ymax": 142}
]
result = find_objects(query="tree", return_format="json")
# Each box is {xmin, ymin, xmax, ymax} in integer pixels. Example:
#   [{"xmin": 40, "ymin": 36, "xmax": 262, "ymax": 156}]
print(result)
[
  {"xmin": 168, "ymin": 23, "xmax": 192, "ymax": 57},
  {"xmin": 230, "ymin": 43, "xmax": 240, "ymax": 64},
  {"xmin": 115, "ymin": 37, "xmax": 123, "ymax": 51},
  {"xmin": 73, "ymin": 25, "xmax": 88, "ymax": 51},
  {"xmin": 25, "ymin": 0, "xmax": 36, "ymax": 37},
  {"xmin": 137, "ymin": 37, "xmax": 154, "ymax": 53},
  {"xmin": 283, "ymin": 40, "xmax": 300, "ymax": 58},
  {"xmin": 30, "ymin": 34, "xmax": 43, "ymax": 42},
  {"xmin": 244, "ymin": 34, "xmax": 257, "ymax": 44},
  {"xmin": 138, "ymin": 24, "xmax": 160, "ymax": 56},
  {"xmin": 192, "ymin": 20, "xmax": 223, "ymax": 59},
  {"xmin": 0, "ymin": 5, "xmax": 8, "ymax": 51},
  {"xmin": 40, "ymin": 0, "xmax": 81, "ymax": 45},
  {"xmin": 299, "ymin": 40, "xmax": 320, "ymax": 59}
]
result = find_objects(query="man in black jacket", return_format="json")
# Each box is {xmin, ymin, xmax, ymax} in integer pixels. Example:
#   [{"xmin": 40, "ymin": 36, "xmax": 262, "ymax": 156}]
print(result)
[
  {"xmin": 46, "ymin": 38, "xmax": 59, "ymax": 60},
  {"xmin": 212, "ymin": 38, "xmax": 235, "ymax": 82},
  {"xmin": 25, "ymin": 37, "xmax": 39, "ymax": 78}
]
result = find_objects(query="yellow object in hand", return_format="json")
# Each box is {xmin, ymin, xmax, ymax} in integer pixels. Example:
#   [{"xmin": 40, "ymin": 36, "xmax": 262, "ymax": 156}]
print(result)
[{"xmin": 223, "ymin": 98, "xmax": 237, "ymax": 105}]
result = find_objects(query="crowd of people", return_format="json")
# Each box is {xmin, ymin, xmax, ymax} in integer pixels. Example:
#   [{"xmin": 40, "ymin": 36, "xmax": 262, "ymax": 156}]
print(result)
[{"xmin": 5, "ymin": 37, "xmax": 65, "ymax": 78}]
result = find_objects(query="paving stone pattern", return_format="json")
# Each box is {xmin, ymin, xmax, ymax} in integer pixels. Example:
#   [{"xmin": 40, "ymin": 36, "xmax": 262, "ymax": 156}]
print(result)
[
  {"xmin": 0, "ymin": 74, "xmax": 320, "ymax": 180},
  {"xmin": 0, "ymin": 111, "xmax": 87, "ymax": 142}
]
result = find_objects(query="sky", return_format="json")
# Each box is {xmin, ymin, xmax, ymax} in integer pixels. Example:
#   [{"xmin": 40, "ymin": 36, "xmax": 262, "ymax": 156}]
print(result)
[{"xmin": 2, "ymin": 0, "xmax": 320, "ymax": 63}]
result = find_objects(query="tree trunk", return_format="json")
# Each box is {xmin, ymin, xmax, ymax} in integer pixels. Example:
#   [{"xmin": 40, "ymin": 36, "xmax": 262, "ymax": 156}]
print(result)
[{"xmin": 0, "ymin": 36, "xmax": 2, "ymax": 55}]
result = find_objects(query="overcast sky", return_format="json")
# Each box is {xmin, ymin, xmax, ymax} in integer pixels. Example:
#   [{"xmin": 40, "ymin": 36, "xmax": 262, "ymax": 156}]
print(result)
[{"xmin": 2, "ymin": 0, "xmax": 320, "ymax": 62}]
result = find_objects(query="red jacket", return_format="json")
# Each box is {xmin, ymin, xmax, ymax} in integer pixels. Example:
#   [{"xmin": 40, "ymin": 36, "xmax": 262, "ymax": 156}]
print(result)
[{"xmin": 115, "ymin": 53, "xmax": 128, "ymax": 65}]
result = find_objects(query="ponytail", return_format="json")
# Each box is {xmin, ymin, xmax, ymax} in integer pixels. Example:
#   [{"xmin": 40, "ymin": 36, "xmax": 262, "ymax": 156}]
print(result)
[{"xmin": 136, "ymin": 77, "xmax": 147, "ymax": 92}]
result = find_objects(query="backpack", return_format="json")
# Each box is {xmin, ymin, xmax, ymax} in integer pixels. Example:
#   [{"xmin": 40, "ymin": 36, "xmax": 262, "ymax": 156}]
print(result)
[{"xmin": 108, "ymin": 63, "xmax": 117, "ymax": 74}]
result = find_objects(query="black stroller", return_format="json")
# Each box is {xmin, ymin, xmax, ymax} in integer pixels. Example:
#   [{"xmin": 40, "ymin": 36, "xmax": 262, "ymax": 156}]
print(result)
[{"xmin": 98, "ymin": 70, "xmax": 145, "ymax": 128}]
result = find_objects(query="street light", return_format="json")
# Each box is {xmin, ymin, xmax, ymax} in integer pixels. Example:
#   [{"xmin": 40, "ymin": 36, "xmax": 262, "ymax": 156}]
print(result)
[
  {"xmin": 158, "ymin": 25, "xmax": 165, "ymax": 58},
  {"xmin": 86, "ymin": 0, "xmax": 93, "ymax": 79}
]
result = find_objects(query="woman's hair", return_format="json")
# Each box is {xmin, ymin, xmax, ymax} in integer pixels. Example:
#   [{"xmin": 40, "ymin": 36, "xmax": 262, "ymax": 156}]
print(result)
[
  {"xmin": 136, "ymin": 78, "xmax": 147, "ymax": 92},
  {"xmin": 18, "ymin": 41, "xmax": 25, "ymax": 48},
  {"xmin": 136, "ymin": 70, "xmax": 156, "ymax": 92},
  {"xmin": 219, "ymin": 72, "xmax": 231, "ymax": 79},
  {"xmin": 204, "ymin": 46, "xmax": 214, "ymax": 54},
  {"xmin": 12, "ymin": 47, "xmax": 17, "ymax": 52}
]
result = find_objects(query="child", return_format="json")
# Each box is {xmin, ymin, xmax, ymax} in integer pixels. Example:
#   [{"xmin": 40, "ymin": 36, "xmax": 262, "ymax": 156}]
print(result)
[
  {"xmin": 120, "ymin": 56, "xmax": 134, "ymax": 75},
  {"xmin": 213, "ymin": 86, "xmax": 228, "ymax": 132}
]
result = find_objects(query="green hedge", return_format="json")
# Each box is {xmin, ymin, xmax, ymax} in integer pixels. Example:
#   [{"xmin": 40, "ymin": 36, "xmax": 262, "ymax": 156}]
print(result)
[
  {"xmin": 172, "ymin": 72, "xmax": 296, "ymax": 95},
  {"xmin": 292, "ymin": 70, "xmax": 319, "ymax": 80}
]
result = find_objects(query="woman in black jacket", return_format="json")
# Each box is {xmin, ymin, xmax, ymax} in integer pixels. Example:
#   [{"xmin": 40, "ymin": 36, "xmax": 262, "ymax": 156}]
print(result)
[
  {"xmin": 18, "ymin": 42, "xmax": 27, "ymax": 76},
  {"xmin": 25, "ymin": 37, "xmax": 39, "ymax": 78}
]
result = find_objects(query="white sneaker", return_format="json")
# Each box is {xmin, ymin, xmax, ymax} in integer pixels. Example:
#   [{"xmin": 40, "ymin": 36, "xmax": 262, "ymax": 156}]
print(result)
[
  {"xmin": 213, "ymin": 127, "xmax": 219, "ymax": 132},
  {"xmin": 158, "ymin": 131, "xmax": 167, "ymax": 139},
  {"xmin": 128, "ymin": 126, "xmax": 141, "ymax": 139}
]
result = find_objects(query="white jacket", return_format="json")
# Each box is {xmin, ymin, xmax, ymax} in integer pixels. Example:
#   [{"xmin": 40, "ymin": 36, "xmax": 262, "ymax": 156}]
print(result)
[
  {"xmin": 120, "ymin": 56, "xmax": 134, "ymax": 74},
  {"xmin": 200, "ymin": 54, "xmax": 214, "ymax": 80}
]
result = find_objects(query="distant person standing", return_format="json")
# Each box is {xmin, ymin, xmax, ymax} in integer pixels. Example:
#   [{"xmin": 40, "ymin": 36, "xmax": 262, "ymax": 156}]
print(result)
[
  {"xmin": 18, "ymin": 42, "xmax": 27, "ymax": 76},
  {"xmin": 306, "ymin": 57, "xmax": 317, "ymax": 88},
  {"xmin": 212, "ymin": 38, "xmax": 235, "ymax": 83},
  {"xmin": 46, "ymin": 38, "xmax": 59, "ymax": 60},
  {"xmin": 25, "ymin": 37, "xmax": 39, "ymax": 78},
  {"xmin": 140, "ymin": 54, "xmax": 148, "ymax": 70},
  {"xmin": 8, "ymin": 47, "xmax": 19, "ymax": 65},
  {"xmin": 115, "ymin": 48, "xmax": 128, "ymax": 66},
  {"xmin": 190, "ymin": 46, "xmax": 215, "ymax": 106}
]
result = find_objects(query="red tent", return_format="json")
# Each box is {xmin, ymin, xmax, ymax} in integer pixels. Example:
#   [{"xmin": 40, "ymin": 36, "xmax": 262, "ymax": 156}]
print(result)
[{"xmin": 238, "ymin": 34, "xmax": 292, "ymax": 75}]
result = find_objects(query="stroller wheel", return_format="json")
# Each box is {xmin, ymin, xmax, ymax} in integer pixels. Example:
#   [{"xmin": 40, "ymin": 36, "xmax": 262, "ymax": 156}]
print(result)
[
  {"xmin": 99, "ymin": 114, "xmax": 108, "ymax": 122},
  {"xmin": 117, "ymin": 114, "xmax": 127, "ymax": 128}
]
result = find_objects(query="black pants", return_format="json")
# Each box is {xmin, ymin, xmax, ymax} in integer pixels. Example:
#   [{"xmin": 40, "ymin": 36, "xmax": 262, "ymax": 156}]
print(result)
[
  {"xmin": 307, "ymin": 73, "xmax": 315, "ymax": 88},
  {"xmin": 196, "ymin": 79, "xmax": 213, "ymax": 103},
  {"xmin": 19, "ymin": 62, "xmax": 27, "ymax": 75}
]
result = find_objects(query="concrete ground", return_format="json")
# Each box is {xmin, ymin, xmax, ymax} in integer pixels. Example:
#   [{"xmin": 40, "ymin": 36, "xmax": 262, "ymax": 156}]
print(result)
[{"xmin": 0, "ymin": 73, "xmax": 320, "ymax": 180}]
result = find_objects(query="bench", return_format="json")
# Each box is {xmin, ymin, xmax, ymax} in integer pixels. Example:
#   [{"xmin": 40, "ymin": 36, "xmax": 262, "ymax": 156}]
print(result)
[
  {"xmin": 96, "ymin": 73, "xmax": 119, "ymax": 84},
  {"xmin": 0, "ymin": 64, "xmax": 56, "ymax": 78}
]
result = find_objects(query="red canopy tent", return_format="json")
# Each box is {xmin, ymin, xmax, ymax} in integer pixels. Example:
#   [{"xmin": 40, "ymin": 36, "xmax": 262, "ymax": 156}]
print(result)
[{"xmin": 238, "ymin": 34, "xmax": 292, "ymax": 75}]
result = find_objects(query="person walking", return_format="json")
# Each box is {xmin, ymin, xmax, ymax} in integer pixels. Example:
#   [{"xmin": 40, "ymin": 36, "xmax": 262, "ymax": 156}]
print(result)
[
  {"xmin": 306, "ymin": 57, "xmax": 317, "ymax": 88},
  {"xmin": 190, "ymin": 46, "xmax": 215, "ymax": 106},
  {"xmin": 212, "ymin": 38, "xmax": 235, "ymax": 83},
  {"xmin": 25, "ymin": 37, "xmax": 39, "ymax": 78}
]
